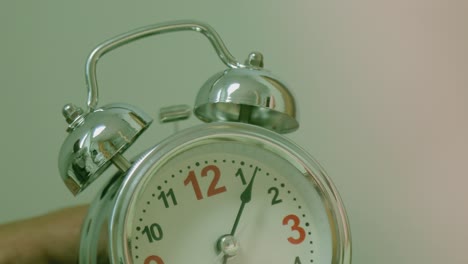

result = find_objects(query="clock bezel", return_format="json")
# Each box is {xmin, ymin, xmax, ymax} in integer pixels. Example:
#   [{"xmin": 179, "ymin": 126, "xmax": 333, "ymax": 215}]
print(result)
[{"xmin": 108, "ymin": 122, "xmax": 351, "ymax": 264}]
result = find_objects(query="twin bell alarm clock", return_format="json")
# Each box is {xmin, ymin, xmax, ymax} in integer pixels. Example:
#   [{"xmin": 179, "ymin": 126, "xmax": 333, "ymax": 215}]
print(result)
[{"xmin": 58, "ymin": 20, "xmax": 351, "ymax": 264}]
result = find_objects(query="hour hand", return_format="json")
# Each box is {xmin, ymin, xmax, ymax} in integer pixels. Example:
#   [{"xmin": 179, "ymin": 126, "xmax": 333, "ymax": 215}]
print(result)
[{"xmin": 230, "ymin": 166, "xmax": 258, "ymax": 236}]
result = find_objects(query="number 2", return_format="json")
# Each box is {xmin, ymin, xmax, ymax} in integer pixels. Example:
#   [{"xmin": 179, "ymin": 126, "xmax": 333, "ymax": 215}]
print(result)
[{"xmin": 268, "ymin": 187, "xmax": 282, "ymax": 205}]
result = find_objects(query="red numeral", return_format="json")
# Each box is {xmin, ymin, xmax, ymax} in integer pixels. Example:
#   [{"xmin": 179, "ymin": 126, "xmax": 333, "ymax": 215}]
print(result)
[
  {"xmin": 282, "ymin": 214, "xmax": 306, "ymax": 245},
  {"xmin": 184, "ymin": 170, "xmax": 203, "ymax": 200},
  {"xmin": 184, "ymin": 165, "xmax": 226, "ymax": 200},
  {"xmin": 144, "ymin": 255, "xmax": 164, "ymax": 264},
  {"xmin": 202, "ymin": 165, "xmax": 227, "ymax": 197}
]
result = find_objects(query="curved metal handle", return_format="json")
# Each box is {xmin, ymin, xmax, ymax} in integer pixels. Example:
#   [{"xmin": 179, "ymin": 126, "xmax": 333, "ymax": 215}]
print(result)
[{"xmin": 85, "ymin": 20, "xmax": 244, "ymax": 113}]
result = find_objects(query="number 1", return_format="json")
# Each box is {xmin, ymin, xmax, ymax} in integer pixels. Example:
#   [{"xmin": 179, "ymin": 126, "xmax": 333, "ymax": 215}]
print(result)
[{"xmin": 236, "ymin": 168, "xmax": 247, "ymax": 185}]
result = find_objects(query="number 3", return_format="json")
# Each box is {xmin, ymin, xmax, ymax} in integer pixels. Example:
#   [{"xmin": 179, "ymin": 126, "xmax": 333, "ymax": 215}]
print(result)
[
  {"xmin": 282, "ymin": 214, "xmax": 306, "ymax": 245},
  {"xmin": 144, "ymin": 255, "xmax": 164, "ymax": 264}
]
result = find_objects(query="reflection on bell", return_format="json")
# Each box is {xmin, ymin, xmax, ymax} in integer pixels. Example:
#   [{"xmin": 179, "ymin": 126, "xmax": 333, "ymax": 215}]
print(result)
[
  {"xmin": 194, "ymin": 64, "xmax": 299, "ymax": 134},
  {"xmin": 59, "ymin": 103, "xmax": 152, "ymax": 195}
]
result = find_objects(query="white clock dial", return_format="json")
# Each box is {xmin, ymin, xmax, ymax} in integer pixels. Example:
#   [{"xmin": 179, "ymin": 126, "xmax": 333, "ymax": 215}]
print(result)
[{"xmin": 125, "ymin": 141, "xmax": 332, "ymax": 264}]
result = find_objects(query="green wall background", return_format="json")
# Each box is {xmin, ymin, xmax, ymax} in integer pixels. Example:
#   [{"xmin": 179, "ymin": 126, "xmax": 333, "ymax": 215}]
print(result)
[{"xmin": 1, "ymin": 1, "xmax": 467, "ymax": 263}]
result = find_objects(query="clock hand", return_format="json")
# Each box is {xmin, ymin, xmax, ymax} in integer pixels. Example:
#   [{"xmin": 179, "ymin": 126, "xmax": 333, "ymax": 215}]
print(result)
[
  {"xmin": 212, "ymin": 251, "xmax": 225, "ymax": 264},
  {"xmin": 216, "ymin": 167, "xmax": 257, "ymax": 263},
  {"xmin": 230, "ymin": 166, "xmax": 258, "ymax": 236}
]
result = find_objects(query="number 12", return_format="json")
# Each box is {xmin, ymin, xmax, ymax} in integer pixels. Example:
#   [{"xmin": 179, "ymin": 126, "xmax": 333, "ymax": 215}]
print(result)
[{"xmin": 184, "ymin": 165, "xmax": 226, "ymax": 200}]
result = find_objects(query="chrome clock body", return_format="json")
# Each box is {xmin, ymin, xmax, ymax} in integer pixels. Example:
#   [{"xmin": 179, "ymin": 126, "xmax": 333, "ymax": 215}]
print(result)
[
  {"xmin": 79, "ymin": 123, "xmax": 350, "ymax": 263},
  {"xmin": 58, "ymin": 20, "xmax": 352, "ymax": 263}
]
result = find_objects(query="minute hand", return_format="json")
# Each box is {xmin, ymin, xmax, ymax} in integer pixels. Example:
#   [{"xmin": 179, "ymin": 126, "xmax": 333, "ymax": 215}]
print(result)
[{"xmin": 230, "ymin": 166, "xmax": 258, "ymax": 236}]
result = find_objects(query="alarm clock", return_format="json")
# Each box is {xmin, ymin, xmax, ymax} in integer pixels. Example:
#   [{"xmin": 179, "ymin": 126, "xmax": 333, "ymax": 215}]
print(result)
[{"xmin": 58, "ymin": 20, "xmax": 351, "ymax": 264}]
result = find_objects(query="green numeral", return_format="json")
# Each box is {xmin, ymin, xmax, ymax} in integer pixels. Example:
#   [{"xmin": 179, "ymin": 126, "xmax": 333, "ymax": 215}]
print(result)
[
  {"xmin": 158, "ymin": 188, "xmax": 177, "ymax": 208},
  {"xmin": 142, "ymin": 223, "xmax": 163, "ymax": 243},
  {"xmin": 268, "ymin": 187, "xmax": 282, "ymax": 205},
  {"xmin": 236, "ymin": 168, "xmax": 247, "ymax": 185}
]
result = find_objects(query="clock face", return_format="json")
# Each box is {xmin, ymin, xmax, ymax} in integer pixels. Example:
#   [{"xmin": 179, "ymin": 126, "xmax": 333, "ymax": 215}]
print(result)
[{"xmin": 120, "ymin": 138, "xmax": 336, "ymax": 264}]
